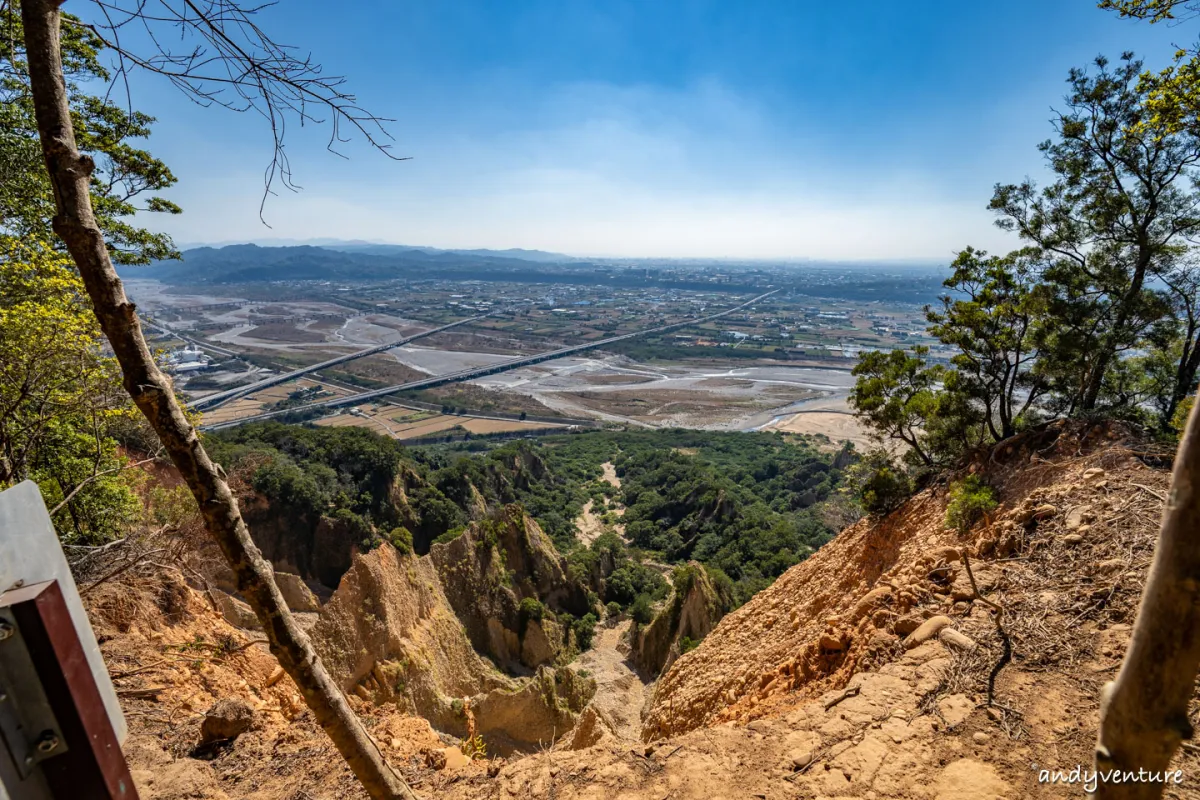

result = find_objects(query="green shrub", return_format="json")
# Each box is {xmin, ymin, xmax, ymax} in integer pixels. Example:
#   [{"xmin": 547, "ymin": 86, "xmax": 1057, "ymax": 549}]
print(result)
[
  {"xmin": 388, "ymin": 526, "xmax": 413, "ymax": 554},
  {"xmin": 630, "ymin": 594, "xmax": 654, "ymax": 625},
  {"xmin": 846, "ymin": 449, "xmax": 912, "ymax": 514},
  {"xmin": 679, "ymin": 635, "xmax": 700, "ymax": 655},
  {"xmin": 519, "ymin": 596, "xmax": 545, "ymax": 624},
  {"xmin": 945, "ymin": 475, "xmax": 998, "ymax": 534},
  {"xmin": 433, "ymin": 526, "xmax": 466, "ymax": 546},
  {"xmin": 573, "ymin": 613, "xmax": 598, "ymax": 650},
  {"xmin": 605, "ymin": 601, "xmax": 621, "ymax": 620}
]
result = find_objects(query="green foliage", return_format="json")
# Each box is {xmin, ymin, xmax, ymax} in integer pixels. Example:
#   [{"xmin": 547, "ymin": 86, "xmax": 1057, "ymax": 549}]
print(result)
[
  {"xmin": 572, "ymin": 612, "xmax": 598, "ymax": 651},
  {"xmin": 210, "ymin": 422, "xmax": 448, "ymax": 547},
  {"xmin": 605, "ymin": 601, "xmax": 621, "ymax": 619},
  {"xmin": 1099, "ymin": 0, "xmax": 1182, "ymax": 23},
  {"xmin": 630, "ymin": 594, "xmax": 654, "ymax": 625},
  {"xmin": 679, "ymin": 636, "xmax": 700, "ymax": 655},
  {"xmin": 433, "ymin": 526, "xmax": 466, "ymax": 546},
  {"xmin": 945, "ymin": 476, "xmax": 998, "ymax": 535},
  {"xmin": 846, "ymin": 50, "xmax": 1200, "ymax": 464},
  {"xmin": 519, "ymin": 596, "xmax": 545, "ymax": 624},
  {"xmin": 215, "ymin": 424, "xmax": 852, "ymax": 607},
  {"xmin": 388, "ymin": 526, "xmax": 413, "ymax": 555},
  {"xmin": 422, "ymin": 428, "xmax": 850, "ymax": 606},
  {"xmin": 1173, "ymin": 394, "xmax": 1196, "ymax": 435},
  {"xmin": 849, "ymin": 347, "xmax": 947, "ymax": 467},
  {"xmin": 0, "ymin": 237, "xmax": 143, "ymax": 543},
  {"xmin": 991, "ymin": 54, "xmax": 1200, "ymax": 417},
  {"xmin": 926, "ymin": 247, "xmax": 1048, "ymax": 441},
  {"xmin": 605, "ymin": 561, "xmax": 669, "ymax": 607},
  {"xmin": 0, "ymin": 2, "xmax": 181, "ymax": 264},
  {"xmin": 844, "ymin": 449, "xmax": 913, "ymax": 516}
]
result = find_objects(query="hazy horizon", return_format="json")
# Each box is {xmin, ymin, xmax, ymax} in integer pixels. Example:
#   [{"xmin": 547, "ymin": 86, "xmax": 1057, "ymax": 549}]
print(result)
[{"xmin": 169, "ymin": 237, "xmax": 950, "ymax": 266}]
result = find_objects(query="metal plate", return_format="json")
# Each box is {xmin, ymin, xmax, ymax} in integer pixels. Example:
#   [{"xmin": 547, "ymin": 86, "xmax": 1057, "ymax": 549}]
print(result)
[
  {"xmin": 0, "ymin": 607, "xmax": 67, "ymax": 779},
  {"xmin": 0, "ymin": 481, "xmax": 126, "ymax": 743}
]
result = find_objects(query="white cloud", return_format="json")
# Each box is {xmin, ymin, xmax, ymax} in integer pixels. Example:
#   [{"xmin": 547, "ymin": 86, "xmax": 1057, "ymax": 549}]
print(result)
[{"xmin": 148, "ymin": 79, "xmax": 1019, "ymax": 259}]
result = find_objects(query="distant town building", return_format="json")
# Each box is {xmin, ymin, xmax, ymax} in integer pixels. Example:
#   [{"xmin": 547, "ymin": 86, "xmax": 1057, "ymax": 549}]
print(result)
[{"xmin": 166, "ymin": 344, "xmax": 212, "ymax": 374}]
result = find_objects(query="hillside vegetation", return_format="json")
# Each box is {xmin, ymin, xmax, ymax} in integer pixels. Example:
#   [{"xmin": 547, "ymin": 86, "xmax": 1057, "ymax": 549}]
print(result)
[{"xmin": 207, "ymin": 424, "xmax": 854, "ymax": 612}]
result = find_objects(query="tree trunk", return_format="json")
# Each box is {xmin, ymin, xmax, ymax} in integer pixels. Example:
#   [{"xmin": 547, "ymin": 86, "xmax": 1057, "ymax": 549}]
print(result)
[
  {"xmin": 1081, "ymin": 256, "xmax": 1151, "ymax": 412},
  {"xmin": 1093, "ymin": 398, "xmax": 1200, "ymax": 799},
  {"xmin": 1168, "ymin": 327, "xmax": 1200, "ymax": 426},
  {"xmin": 19, "ymin": 3, "xmax": 411, "ymax": 798}
]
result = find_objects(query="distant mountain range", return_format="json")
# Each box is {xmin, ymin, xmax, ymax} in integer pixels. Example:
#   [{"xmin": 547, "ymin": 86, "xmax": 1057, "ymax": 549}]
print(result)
[
  {"xmin": 172, "ymin": 238, "xmax": 581, "ymax": 264},
  {"xmin": 124, "ymin": 243, "xmax": 602, "ymax": 286},
  {"xmin": 120, "ymin": 243, "xmax": 947, "ymax": 304}
]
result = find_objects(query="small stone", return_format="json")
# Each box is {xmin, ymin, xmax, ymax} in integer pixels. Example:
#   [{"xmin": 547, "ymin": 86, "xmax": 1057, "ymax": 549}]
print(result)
[
  {"xmin": 424, "ymin": 749, "xmax": 448, "ymax": 770},
  {"xmin": 905, "ymin": 615, "xmax": 953, "ymax": 649},
  {"xmin": 972, "ymin": 732, "xmax": 991, "ymax": 744},
  {"xmin": 1032, "ymin": 503, "xmax": 1058, "ymax": 520},
  {"xmin": 870, "ymin": 630, "xmax": 898, "ymax": 650},
  {"xmin": 263, "ymin": 666, "xmax": 285, "ymax": 688},
  {"xmin": 819, "ymin": 632, "xmax": 846, "ymax": 651},
  {"xmin": 200, "ymin": 697, "xmax": 255, "ymax": 744},
  {"xmin": 987, "ymin": 708, "xmax": 1003, "ymax": 722},
  {"xmin": 789, "ymin": 750, "xmax": 815, "ymax": 770},
  {"xmin": 932, "ymin": 546, "xmax": 962, "ymax": 563},
  {"xmin": 1063, "ymin": 533, "xmax": 1085, "ymax": 545},
  {"xmin": 938, "ymin": 628, "xmax": 978, "ymax": 652},
  {"xmin": 894, "ymin": 615, "xmax": 924, "ymax": 636},
  {"xmin": 1083, "ymin": 468, "xmax": 1105, "ymax": 480},
  {"xmin": 1066, "ymin": 505, "xmax": 1094, "ymax": 531}
]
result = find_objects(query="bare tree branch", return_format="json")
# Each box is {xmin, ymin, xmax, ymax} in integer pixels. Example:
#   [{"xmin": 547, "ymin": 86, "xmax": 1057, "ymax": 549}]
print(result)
[{"xmin": 63, "ymin": 0, "xmax": 409, "ymax": 223}]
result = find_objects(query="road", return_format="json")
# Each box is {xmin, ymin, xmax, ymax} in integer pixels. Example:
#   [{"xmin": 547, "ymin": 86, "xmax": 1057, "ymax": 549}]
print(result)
[
  {"xmin": 189, "ymin": 313, "xmax": 490, "ymax": 410},
  {"xmin": 199, "ymin": 290, "xmax": 777, "ymax": 431}
]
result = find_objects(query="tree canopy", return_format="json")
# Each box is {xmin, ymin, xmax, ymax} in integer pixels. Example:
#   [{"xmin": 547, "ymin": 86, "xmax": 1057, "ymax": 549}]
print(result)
[
  {"xmin": 0, "ymin": 0, "xmax": 181, "ymax": 264},
  {"xmin": 0, "ymin": 236, "xmax": 143, "ymax": 541}
]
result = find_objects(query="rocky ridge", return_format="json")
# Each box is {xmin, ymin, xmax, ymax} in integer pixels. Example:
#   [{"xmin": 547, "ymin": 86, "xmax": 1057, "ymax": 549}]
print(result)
[{"xmin": 99, "ymin": 421, "xmax": 1200, "ymax": 799}]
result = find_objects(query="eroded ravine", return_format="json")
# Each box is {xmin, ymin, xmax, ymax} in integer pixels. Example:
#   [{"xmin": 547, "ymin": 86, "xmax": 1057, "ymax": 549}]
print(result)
[{"xmin": 572, "ymin": 620, "xmax": 654, "ymax": 743}]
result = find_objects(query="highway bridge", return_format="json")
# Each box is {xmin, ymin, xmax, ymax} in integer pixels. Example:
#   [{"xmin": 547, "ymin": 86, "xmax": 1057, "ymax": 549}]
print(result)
[
  {"xmin": 199, "ymin": 290, "xmax": 777, "ymax": 431},
  {"xmin": 190, "ymin": 313, "xmax": 490, "ymax": 410}
]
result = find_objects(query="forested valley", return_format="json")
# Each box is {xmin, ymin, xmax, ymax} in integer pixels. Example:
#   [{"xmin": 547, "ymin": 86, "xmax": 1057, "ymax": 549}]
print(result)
[{"xmin": 207, "ymin": 424, "xmax": 856, "ymax": 618}]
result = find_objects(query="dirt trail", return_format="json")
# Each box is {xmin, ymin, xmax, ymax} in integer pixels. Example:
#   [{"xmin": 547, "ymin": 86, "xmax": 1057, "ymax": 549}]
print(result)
[
  {"xmin": 575, "ymin": 500, "xmax": 608, "ymax": 546},
  {"xmin": 573, "ymin": 620, "xmax": 652, "ymax": 743},
  {"xmin": 600, "ymin": 461, "xmax": 619, "ymax": 487},
  {"xmin": 575, "ymin": 462, "xmax": 624, "ymax": 546}
]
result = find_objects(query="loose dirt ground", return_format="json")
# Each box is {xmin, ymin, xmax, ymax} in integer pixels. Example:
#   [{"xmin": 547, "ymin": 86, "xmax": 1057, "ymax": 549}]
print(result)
[
  {"xmin": 574, "ymin": 620, "xmax": 653, "ymax": 743},
  {"xmin": 575, "ymin": 462, "xmax": 624, "ymax": 546},
  {"xmin": 769, "ymin": 410, "xmax": 873, "ymax": 448}
]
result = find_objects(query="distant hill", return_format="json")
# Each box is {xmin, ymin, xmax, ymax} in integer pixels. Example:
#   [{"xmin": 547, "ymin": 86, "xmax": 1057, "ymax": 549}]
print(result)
[
  {"xmin": 326, "ymin": 243, "xmax": 581, "ymax": 263},
  {"xmin": 122, "ymin": 243, "xmax": 946, "ymax": 302},
  {"xmin": 119, "ymin": 244, "xmax": 777, "ymax": 293},
  {"xmin": 172, "ymin": 239, "xmax": 581, "ymax": 264},
  {"xmin": 123, "ymin": 243, "xmax": 591, "ymax": 285}
]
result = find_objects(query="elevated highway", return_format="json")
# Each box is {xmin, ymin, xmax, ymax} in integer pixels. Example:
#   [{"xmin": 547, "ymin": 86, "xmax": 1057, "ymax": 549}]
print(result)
[
  {"xmin": 199, "ymin": 290, "xmax": 776, "ymax": 432},
  {"xmin": 190, "ymin": 313, "xmax": 489, "ymax": 410}
]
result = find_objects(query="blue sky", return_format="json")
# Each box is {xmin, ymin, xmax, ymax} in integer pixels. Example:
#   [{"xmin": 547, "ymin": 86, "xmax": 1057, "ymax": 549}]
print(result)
[{"xmin": 106, "ymin": 1, "xmax": 1191, "ymax": 259}]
